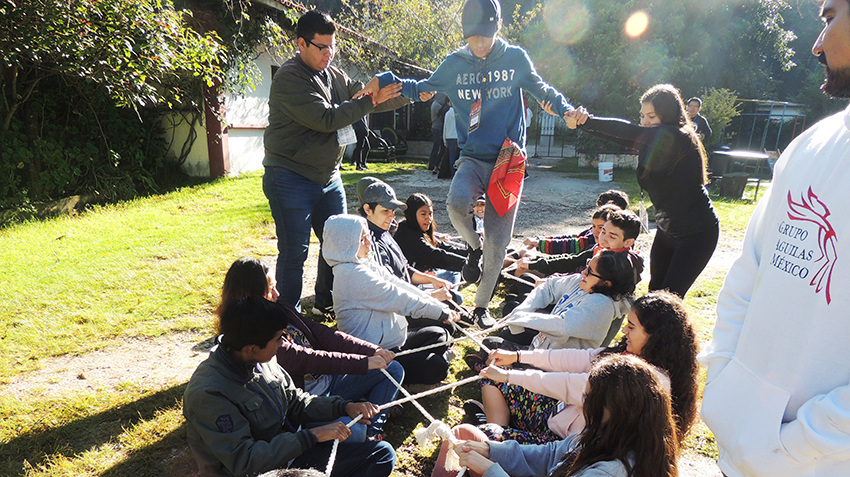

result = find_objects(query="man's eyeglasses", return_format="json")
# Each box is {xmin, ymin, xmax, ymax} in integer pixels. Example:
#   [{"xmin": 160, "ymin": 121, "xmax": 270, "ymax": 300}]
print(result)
[
  {"xmin": 584, "ymin": 259, "xmax": 605, "ymax": 280},
  {"xmin": 309, "ymin": 40, "xmax": 337, "ymax": 54}
]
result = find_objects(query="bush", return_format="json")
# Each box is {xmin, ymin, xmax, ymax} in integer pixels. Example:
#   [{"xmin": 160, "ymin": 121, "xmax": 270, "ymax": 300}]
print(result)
[
  {"xmin": 701, "ymin": 88, "xmax": 741, "ymax": 150},
  {"xmin": 0, "ymin": 77, "xmax": 176, "ymax": 211}
]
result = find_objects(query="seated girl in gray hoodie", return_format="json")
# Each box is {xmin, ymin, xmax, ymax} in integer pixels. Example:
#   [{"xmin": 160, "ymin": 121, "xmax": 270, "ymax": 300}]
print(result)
[
  {"xmin": 323, "ymin": 214, "xmax": 460, "ymax": 385},
  {"xmin": 496, "ymin": 250, "xmax": 639, "ymax": 351}
]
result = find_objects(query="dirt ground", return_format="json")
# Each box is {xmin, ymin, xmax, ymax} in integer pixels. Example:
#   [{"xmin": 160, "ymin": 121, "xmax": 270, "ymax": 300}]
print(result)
[{"xmin": 2, "ymin": 166, "xmax": 733, "ymax": 476}]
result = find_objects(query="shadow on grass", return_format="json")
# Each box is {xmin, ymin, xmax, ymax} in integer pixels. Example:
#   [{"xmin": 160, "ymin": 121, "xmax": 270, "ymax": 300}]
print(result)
[
  {"xmin": 100, "ymin": 423, "xmax": 198, "ymax": 477},
  {"xmin": 0, "ymin": 384, "xmax": 193, "ymax": 477}
]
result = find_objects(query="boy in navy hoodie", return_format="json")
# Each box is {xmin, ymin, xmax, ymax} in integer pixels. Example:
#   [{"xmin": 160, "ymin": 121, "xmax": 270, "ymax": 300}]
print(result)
[{"xmin": 360, "ymin": 0, "xmax": 573, "ymax": 326}]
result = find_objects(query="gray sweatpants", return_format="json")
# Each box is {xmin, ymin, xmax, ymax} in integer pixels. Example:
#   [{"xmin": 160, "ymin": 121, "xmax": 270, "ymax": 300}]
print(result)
[{"xmin": 447, "ymin": 156, "xmax": 522, "ymax": 309}]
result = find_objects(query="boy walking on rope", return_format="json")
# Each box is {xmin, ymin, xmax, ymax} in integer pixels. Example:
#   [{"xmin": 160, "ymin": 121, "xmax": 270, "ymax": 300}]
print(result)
[{"xmin": 358, "ymin": 0, "xmax": 574, "ymax": 327}]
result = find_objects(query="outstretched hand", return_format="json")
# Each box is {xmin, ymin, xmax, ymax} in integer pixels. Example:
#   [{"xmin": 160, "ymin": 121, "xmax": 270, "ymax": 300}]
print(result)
[
  {"xmin": 538, "ymin": 100, "xmax": 556, "ymax": 116},
  {"xmin": 353, "ymin": 77, "xmax": 379, "ymax": 101},
  {"xmin": 420, "ymin": 91, "xmax": 436, "ymax": 102},
  {"xmin": 564, "ymin": 107, "xmax": 590, "ymax": 129},
  {"xmin": 353, "ymin": 77, "xmax": 402, "ymax": 106},
  {"xmin": 375, "ymin": 82, "xmax": 403, "ymax": 105}
]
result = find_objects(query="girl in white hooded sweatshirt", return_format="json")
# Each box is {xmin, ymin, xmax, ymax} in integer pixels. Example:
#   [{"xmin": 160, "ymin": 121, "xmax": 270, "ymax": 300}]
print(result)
[{"xmin": 323, "ymin": 214, "xmax": 460, "ymax": 384}]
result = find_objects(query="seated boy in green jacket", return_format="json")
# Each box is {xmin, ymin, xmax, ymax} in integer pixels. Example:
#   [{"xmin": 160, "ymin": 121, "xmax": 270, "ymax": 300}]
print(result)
[{"xmin": 183, "ymin": 297, "xmax": 396, "ymax": 477}]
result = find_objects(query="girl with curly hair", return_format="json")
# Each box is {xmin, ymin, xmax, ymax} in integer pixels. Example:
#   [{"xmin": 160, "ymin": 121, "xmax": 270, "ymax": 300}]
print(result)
[
  {"xmin": 461, "ymin": 290, "xmax": 696, "ymax": 446},
  {"xmin": 496, "ymin": 250, "xmax": 642, "ymax": 350}
]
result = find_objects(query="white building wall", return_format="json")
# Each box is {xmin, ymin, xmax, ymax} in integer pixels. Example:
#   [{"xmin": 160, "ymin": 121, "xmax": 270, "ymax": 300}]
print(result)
[
  {"xmin": 162, "ymin": 110, "xmax": 210, "ymax": 177},
  {"xmin": 224, "ymin": 54, "xmax": 278, "ymax": 176}
]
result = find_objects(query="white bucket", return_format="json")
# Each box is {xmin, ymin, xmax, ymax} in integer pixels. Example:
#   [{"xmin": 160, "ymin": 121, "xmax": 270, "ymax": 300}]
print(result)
[{"xmin": 598, "ymin": 161, "xmax": 614, "ymax": 182}]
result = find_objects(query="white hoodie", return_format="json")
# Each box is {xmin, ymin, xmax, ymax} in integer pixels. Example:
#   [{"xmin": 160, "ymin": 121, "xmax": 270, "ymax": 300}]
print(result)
[
  {"xmin": 699, "ymin": 104, "xmax": 850, "ymax": 477},
  {"xmin": 322, "ymin": 214, "xmax": 447, "ymax": 350}
]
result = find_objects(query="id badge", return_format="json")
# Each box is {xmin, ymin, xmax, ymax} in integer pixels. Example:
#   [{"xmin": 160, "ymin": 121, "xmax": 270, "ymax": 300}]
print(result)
[
  {"xmin": 639, "ymin": 201, "xmax": 649, "ymax": 234},
  {"xmin": 531, "ymin": 332, "xmax": 545, "ymax": 349},
  {"xmin": 337, "ymin": 125, "xmax": 357, "ymax": 146},
  {"xmin": 468, "ymin": 99, "xmax": 481, "ymax": 133}
]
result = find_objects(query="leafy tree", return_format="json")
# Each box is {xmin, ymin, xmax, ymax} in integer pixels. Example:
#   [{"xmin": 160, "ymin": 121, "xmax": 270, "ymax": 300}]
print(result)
[
  {"xmin": 338, "ymin": 0, "xmax": 466, "ymax": 71},
  {"xmin": 700, "ymin": 88, "xmax": 741, "ymax": 149},
  {"xmin": 0, "ymin": 0, "xmax": 228, "ymax": 203},
  {"xmin": 1, "ymin": 0, "xmax": 227, "ymax": 130},
  {"xmin": 0, "ymin": 0, "xmax": 296, "ymax": 210},
  {"xmin": 779, "ymin": 0, "xmax": 848, "ymax": 123},
  {"xmin": 510, "ymin": 0, "xmax": 797, "ymax": 117}
]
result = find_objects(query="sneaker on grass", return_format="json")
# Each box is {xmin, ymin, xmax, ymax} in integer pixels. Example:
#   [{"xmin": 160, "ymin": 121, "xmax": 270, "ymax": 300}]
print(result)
[{"xmin": 473, "ymin": 307, "xmax": 496, "ymax": 328}]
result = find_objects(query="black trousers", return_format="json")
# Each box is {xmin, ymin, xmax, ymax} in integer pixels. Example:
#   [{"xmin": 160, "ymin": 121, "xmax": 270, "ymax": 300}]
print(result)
[
  {"xmin": 394, "ymin": 325, "xmax": 450, "ymax": 384},
  {"xmin": 649, "ymin": 222, "xmax": 719, "ymax": 297}
]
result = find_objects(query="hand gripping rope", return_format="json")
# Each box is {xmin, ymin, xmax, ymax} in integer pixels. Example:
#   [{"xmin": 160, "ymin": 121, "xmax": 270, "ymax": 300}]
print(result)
[
  {"xmin": 324, "ymin": 374, "xmax": 484, "ymax": 476},
  {"xmin": 326, "ymin": 300, "xmax": 514, "ymax": 476}
]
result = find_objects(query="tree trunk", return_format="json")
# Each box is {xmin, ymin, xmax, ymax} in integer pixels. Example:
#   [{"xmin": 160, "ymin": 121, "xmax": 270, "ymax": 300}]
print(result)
[
  {"xmin": 2, "ymin": 65, "xmax": 18, "ymax": 133},
  {"xmin": 23, "ymin": 100, "xmax": 44, "ymax": 198}
]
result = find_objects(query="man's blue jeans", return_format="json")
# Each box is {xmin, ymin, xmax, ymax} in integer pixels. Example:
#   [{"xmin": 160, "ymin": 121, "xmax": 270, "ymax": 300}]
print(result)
[
  {"xmin": 310, "ymin": 360, "xmax": 404, "ymax": 440},
  {"xmin": 263, "ymin": 166, "xmax": 345, "ymax": 309},
  {"xmin": 291, "ymin": 439, "xmax": 396, "ymax": 477}
]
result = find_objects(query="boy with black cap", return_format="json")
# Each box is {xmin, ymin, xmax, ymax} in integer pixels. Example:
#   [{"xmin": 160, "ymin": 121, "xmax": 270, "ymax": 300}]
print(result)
[
  {"xmin": 358, "ymin": 0, "xmax": 574, "ymax": 328},
  {"xmin": 356, "ymin": 177, "xmax": 456, "ymax": 306}
]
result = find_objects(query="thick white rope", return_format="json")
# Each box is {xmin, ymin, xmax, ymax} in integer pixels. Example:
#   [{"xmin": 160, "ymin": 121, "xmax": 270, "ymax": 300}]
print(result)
[
  {"xmin": 380, "ymin": 373, "xmax": 483, "ymax": 409},
  {"xmin": 393, "ymin": 325, "xmax": 500, "ymax": 357},
  {"xmin": 500, "ymin": 269, "xmax": 538, "ymax": 288},
  {"xmin": 323, "ymin": 374, "xmax": 483, "ymax": 475},
  {"xmin": 324, "ymin": 414, "xmax": 364, "ymax": 476},
  {"xmin": 379, "ymin": 368, "xmax": 464, "ymax": 471}
]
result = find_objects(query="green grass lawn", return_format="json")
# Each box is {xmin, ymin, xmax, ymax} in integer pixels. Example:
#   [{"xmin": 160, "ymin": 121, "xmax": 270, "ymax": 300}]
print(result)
[{"xmin": 0, "ymin": 161, "xmax": 764, "ymax": 476}]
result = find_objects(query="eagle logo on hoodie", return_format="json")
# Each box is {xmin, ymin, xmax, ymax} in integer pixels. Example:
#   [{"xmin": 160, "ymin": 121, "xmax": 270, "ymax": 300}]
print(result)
[{"xmin": 787, "ymin": 187, "xmax": 838, "ymax": 304}]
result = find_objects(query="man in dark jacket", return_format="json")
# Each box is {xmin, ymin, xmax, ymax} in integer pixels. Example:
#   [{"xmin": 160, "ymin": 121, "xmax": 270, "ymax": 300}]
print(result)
[
  {"xmin": 686, "ymin": 97, "xmax": 712, "ymax": 141},
  {"xmin": 262, "ymin": 10, "xmax": 406, "ymax": 314}
]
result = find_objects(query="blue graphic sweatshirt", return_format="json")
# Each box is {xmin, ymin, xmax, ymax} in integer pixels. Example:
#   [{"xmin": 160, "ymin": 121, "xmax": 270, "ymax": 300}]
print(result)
[{"xmin": 378, "ymin": 38, "xmax": 573, "ymax": 162}]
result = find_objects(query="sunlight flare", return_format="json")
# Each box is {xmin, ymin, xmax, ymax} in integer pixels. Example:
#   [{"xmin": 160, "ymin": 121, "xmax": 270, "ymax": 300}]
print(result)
[
  {"xmin": 625, "ymin": 11, "xmax": 649, "ymax": 38},
  {"xmin": 543, "ymin": 0, "xmax": 591, "ymax": 45}
]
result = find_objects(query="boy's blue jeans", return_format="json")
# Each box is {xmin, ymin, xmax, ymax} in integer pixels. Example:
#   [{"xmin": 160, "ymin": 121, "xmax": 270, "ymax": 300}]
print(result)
[
  {"xmin": 263, "ymin": 166, "xmax": 345, "ymax": 310},
  {"xmin": 328, "ymin": 360, "xmax": 404, "ymax": 439}
]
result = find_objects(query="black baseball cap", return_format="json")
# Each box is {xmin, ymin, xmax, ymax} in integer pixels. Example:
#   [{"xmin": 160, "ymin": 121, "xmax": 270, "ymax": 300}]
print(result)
[
  {"xmin": 462, "ymin": 0, "xmax": 501, "ymax": 39},
  {"xmin": 361, "ymin": 181, "xmax": 407, "ymax": 211}
]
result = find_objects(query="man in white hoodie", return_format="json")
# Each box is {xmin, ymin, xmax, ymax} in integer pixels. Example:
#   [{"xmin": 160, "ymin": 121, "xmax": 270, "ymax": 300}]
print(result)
[{"xmin": 698, "ymin": 1, "xmax": 850, "ymax": 475}]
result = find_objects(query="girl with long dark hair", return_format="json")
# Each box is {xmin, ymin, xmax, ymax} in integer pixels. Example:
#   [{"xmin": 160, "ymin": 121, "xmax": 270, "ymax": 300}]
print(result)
[
  {"xmin": 552, "ymin": 84, "xmax": 718, "ymax": 296},
  {"xmin": 452, "ymin": 354, "xmax": 678, "ymax": 477},
  {"xmin": 394, "ymin": 193, "xmax": 469, "ymax": 302},
  {"xmin": 457, "ymin": 290, "xmax": 696, "ymax": 447}
]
